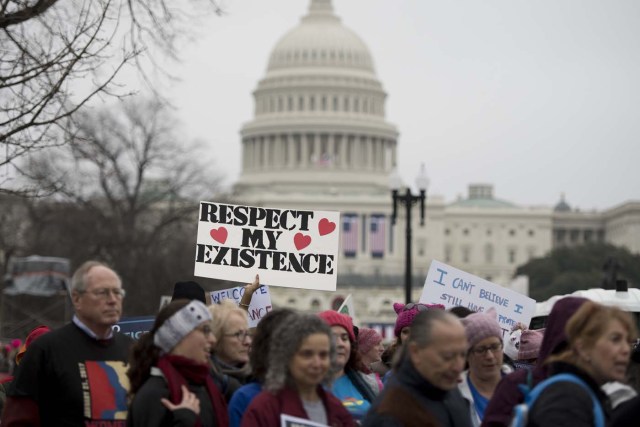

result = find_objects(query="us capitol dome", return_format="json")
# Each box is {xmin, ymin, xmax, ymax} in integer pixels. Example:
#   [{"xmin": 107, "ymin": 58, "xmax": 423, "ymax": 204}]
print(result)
[{"xmin": 234, "ymin": 0, "xmax": 398, "ymax": 201}]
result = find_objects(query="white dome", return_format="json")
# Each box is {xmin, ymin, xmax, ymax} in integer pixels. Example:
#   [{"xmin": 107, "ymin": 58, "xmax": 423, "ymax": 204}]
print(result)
[
  {"xmin": 236, "ymin": 0, "xmax": 398, "ymax": 197},
  {"xmin": 267, "ymin": 0, "xmax": 376, "ymax": 74}
]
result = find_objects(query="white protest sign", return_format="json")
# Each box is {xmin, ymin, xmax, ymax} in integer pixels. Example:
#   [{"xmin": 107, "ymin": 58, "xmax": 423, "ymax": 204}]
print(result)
[
  {"xmin": 209, "ymin": 285, "xmax": 272, "ymax": 328},
  {"xmin": 281, "ymin": 414, "xmax": 328, "ymax": 427},
  {"xmin": 420, "ymin": 260, "xmax": 536, "ymax": 337},
  {"xmin": 195, "ymin": 201, "xmax": 340, "ymax": 291}
]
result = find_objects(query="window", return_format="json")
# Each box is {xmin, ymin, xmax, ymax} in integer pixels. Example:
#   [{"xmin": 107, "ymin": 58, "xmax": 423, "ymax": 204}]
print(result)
[
  {"xmin": 462, "ymin": 247, "xmax": 470, "ymax": 263},
  {"xmin": 528, "ymin": 229, "xmax": 535, "ymax": 237},
  {"xmin": 485, "ymin": 244, "xmax": 494, "ymax": 264},
  {"xmin": 444, "ymin": 228, "xmax": 451, "ymax": 236},
  {"xmin": 508, "ymin": 249, "xmax": 516, "ymax": 264},
  {"xmin": 463, "ymin": 228, "xmax": 469, "ymax": 236},
  {"xmin": 333, "ymin": 97, "xmax": 338, "ymax": 111},
  {"xmin": 444, "ymin": 245, "xmax": 452, "ymax": 263},
  {"xmin": 509, "ymin": 229, "xmax": 516, "ymax": 237}
]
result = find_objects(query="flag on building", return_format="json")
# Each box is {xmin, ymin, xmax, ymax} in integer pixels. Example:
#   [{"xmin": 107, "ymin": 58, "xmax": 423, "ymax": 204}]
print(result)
[
  {"xmin": 342, "ymin": 214, "xmax": 358, "ymax": 257},
  {"xmin": 370, "ymin": 214, "xmax": 386, "ymax": 258},
  {"xmin": 315, "ymin": 152, "xmax": 333, "ymax": 167}
]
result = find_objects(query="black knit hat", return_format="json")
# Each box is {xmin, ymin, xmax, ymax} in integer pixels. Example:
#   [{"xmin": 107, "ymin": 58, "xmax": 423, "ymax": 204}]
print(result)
[{"xmin": 171, "ymin": 281, "xmax": 206, "ymax": 304}]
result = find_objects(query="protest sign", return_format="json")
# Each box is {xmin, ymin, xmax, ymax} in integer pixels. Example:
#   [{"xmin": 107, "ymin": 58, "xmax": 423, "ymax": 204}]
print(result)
[
  {"xmin": 195, "ymin": 201, "xmax": 340, "ymax": 291},
  {"xmin": 113, "ymin": 316, "xmax": 155, "ymax": 340},
  {"xmin": 210, "ymin": 285, "xmax": 272, "ymax": 328},
  {"xmin": 281, "ymin": 414, "xmax": 328, "ymax": 427},
  {"xmin": 420, "ymin": 260, "xmax": 536, "ymax": 337}
]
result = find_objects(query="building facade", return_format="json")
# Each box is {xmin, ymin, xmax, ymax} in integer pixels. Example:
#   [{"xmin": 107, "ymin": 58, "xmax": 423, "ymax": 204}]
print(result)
[{"xmin": 231, "ymin": 0, "xmax": 640, "ymax": 333}]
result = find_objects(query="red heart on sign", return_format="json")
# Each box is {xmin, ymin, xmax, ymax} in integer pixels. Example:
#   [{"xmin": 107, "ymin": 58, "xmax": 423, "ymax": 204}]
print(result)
[
  {"xmin": 294, "ymin": 233, "xmax": 312, "ymax": 251},
  {"xmin": 209, "ymin": 227, "xmax": 228, "ymax": 244},
  {"xmin": 318, "ymin": 218, "xmax": 336, "ymax": 236}
]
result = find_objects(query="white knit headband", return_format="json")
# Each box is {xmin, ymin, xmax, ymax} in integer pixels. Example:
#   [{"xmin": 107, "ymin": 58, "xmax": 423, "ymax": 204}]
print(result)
[{"xmin": 154, "ymin": 300, "xmax": 212, "ymax": 353}]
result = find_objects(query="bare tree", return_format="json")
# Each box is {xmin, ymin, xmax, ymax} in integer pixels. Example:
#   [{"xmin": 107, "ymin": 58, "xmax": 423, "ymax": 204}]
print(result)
[
  {"xmin": 1, "ymin": 0, "xmax": 221, "ymax": 193},
  {"xmin": 22, "ymin": 96, "xmax": 222, "ymax": 314}
]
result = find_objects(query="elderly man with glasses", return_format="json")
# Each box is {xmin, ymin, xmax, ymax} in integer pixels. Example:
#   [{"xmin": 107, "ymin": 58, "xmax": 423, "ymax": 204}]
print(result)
[{"xmin": 2, "ymin": 261, "xmax": 134, "ymax": 426}]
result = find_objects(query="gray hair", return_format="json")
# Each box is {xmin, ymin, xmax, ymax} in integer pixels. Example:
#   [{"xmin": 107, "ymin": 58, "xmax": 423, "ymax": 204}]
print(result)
[
  {"xmin": 408, "ymin": 309, "xmax": 462, "ymax": 348},
  {"xmin": 264, "ymin": 313, "xmax": 336, "ymax": 392},
  {"xmin": 70, "ymin": 260, "xmax": 119, "ymax": 292}
]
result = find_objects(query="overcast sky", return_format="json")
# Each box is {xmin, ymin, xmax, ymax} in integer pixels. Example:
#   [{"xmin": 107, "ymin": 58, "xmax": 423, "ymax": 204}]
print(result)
[{"xmin": 164, "ymin": 0, "xmax": 640, "ymax": 211}]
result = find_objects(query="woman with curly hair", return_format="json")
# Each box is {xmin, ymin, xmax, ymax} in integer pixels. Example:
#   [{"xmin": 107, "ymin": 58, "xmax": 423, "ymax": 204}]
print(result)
[
  {"xmin": 127, "ymin": 300, "xmax": 228, "ymax": 427},
  {"xmin": 241, "ymin": 313, "xmax": 355, "ymax": 427}
]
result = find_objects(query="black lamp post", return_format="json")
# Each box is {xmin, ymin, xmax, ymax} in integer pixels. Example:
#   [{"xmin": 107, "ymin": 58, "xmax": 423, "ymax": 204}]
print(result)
[{"xmin": 390, "ymin": 164, "xmax": 429, "ymax": 304}]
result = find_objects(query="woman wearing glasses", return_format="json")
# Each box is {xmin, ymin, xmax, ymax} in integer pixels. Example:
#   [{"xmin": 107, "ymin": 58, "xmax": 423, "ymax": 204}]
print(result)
[
  {"xmin": 458, "ymin": 308, "xmax": 510, "ymax": 427},
  {"xmin": 242, "ymin": 313, "xmax": 355, "ymax": 427},
  {"xmin": 127, "ymin": 299, "xmax": 228, "ymax": 426},
  {"xmin": 209, "ymin": 299, "xmax": 252, "ymax": 400}
]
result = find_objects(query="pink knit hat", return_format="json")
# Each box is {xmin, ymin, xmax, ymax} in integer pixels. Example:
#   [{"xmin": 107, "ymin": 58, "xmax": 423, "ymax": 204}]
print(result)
[
  {"xmin": 318, "ymin": 310, "xmax": 355, "ymax": 342},
  {"xmin": 358, "ymin": 328, "xmax": 382, "ymax": 354},
  {"xmin": 518, "ymin": 328, "xmax": 544, "ymax": 360},
  {"xmin": 460, "ymin": 307, "xmax": 502, "ymax": 349},
  {"xmin": 393, "ymin": 302, "xmax": 446, "ymax": 338}
]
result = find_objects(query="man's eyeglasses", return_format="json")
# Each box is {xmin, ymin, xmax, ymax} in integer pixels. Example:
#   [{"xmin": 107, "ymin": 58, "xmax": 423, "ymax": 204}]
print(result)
[
  {"xmin": 403, "ymin": 303, "xmax": 429, "ymax": 313},
  {"xmin": 78, "ymin": 288, "xmax": 126, "ymax": 299},
  {"xmin": 470, "ymin": 342, "xmax": 503, "ymax": 356},
  {"xmin": 224, "ymin": 330, "xmax": 251, "ymax": 341}
]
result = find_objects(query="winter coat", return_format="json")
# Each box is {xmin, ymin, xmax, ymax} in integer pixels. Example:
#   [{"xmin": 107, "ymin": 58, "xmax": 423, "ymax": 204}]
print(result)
[
  {"xmin": 526, "ymin": 361, "xmax": 611, "ymax": 427},
  {"xmin": 241, "ymin": 384, "xmax": 355, "ymax": 427},
  {"xmin": 362, "ymin": 354, "xmax": 472, "ymax": 427}
]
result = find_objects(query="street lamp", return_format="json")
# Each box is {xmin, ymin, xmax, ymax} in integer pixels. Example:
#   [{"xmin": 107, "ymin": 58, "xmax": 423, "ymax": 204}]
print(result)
[{"xmin": 390, "ymin": 164, "xmax": 429, "ymax": 304}]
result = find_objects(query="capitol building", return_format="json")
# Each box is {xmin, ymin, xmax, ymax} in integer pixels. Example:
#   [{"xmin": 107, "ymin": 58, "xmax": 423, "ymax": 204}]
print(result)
[{"xmin": 231, "ymin": 0, "xmax": 640, "ymax": 334}]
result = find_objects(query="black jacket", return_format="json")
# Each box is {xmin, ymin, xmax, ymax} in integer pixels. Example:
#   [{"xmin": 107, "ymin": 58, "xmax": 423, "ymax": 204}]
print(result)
[
  {"xmin": 527, "ymin": 362, "xmax": 611, "ymax": 427},
  {"xmin": 363, "ymin": 354, "xmax": 472, "ymax": 427}
]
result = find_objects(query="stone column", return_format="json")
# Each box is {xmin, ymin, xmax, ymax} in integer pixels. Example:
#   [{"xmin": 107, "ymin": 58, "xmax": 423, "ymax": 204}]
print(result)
[
  {"xmin": 301, "ymin": 133, "xmax": 309, "ymax": 167},
  {"xmin": 328, "ymin": 133, "xmax": 336, "ymax": 168},
  {"xmin": 367, "ymin": 136, "xmax": 374, "ymax": 171}
]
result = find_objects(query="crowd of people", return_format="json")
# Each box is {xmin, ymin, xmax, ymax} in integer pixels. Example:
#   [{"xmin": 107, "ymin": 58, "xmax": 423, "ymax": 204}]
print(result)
[{"xmin": 1, "ymin": 259, "xmax": 640, "ymax": 426}]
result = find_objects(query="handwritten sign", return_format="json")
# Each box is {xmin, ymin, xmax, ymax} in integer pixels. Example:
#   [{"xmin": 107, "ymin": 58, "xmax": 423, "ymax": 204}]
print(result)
[
  {"xmin": 195, "ymin": 201, "xmax": 340, "ymax": 291},
  {"xmin": 420, "ymin": 260, "xmax": 536, "ymax": 337},
  {"xmin": 281, "ymin": 414, "xmax": 328, "ymax": 427},
  {"xmin": 210, "ymin": 285, "xmax": 272, "ymax": 328}
]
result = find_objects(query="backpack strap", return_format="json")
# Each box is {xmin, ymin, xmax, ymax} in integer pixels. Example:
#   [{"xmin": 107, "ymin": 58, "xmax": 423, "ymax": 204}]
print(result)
[{"xmin": 527, "ymin": 373, "xmax": 605, "ymax": 427}]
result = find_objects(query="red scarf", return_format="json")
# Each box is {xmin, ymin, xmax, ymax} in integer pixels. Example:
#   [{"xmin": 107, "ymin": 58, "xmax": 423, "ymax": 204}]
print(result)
[{"xmin": 157, "ymin": 354, "xmax": 228, "ymax": 427}]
